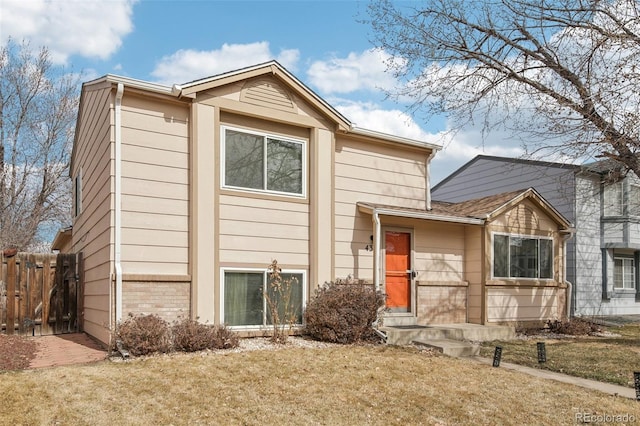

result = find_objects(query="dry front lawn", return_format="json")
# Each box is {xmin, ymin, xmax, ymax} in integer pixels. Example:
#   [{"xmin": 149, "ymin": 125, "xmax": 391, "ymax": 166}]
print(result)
[
  {"xmin": 480, "ymin": 324, "xmax": 640, "ymax": 387},
  {"xmin": 1, "ymin": 344, "xmax": 639, "ymax": 425}
]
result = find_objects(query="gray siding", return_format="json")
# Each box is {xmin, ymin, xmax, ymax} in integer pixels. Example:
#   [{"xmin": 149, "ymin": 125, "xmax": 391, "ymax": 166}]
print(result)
[{"xmin": 574, "ymin": 175, "xmax": 605, "ymax": 316}]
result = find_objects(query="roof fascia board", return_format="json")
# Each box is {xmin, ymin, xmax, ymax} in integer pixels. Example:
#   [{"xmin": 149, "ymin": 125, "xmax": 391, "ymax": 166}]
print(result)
[
  {"xmin": 357, "ymin": 203, "xmax": 484, "ymax": 225},
  {"xmin": 180, "ymin": 67, "xmax": 272, "ymax": 96},
  {"xmin": 348, "ymin": 126, "xmax": 442, "ymax": 152},
  {"xmin": 89, "ymin": 74, "xmax": 174, "ymax": 96}
]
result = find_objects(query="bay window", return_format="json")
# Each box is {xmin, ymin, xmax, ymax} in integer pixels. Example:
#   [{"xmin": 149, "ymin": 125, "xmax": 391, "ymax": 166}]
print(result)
[{"xmin": 493, "ymin": 234, "xmax": 553, "ymax": 279}]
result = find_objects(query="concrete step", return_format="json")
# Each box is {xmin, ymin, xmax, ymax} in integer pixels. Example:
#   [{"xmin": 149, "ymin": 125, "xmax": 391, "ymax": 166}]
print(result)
[
  {"xmin": 381, "ymin": 323, "xmax": 515, "ymax": 345},
  {"xmin": 413, "ymin": 338, "xmax": 480, "ymax": 357}
]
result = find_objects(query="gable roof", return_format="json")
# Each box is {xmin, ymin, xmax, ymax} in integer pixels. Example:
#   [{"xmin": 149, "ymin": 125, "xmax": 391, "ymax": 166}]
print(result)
[
  {"xmin": 358, "ymin": 187, "xmax": 572, "ymax": 229},
  {"xmin": 433, "ymin": 155, "xmax": 581, "ymax": 192},
  {"xmin": 75, "ymin": 61, "xmax": 441, "ymax": 158}
]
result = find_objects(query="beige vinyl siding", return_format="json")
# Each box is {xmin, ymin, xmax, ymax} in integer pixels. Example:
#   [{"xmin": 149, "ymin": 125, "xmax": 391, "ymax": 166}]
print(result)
[
  {"xmin": 465, "ymin": 226, "xmax": 483, "ymax": 324},
  {"xmin": 334, "ymin": 137, "xmax": 429, "ymax": 278},
  {"xmin": 334, "ymin": 201, "xmax": 374, "ymax": 278},
  {"xmin": 486, "ymin": 286, "xmax": 561, "ymax": 322},
  {"xmin": 413, "ymin": 221, "xmax": 464, "ymax": 282},
  {"xmin": 120, "ymin": 96, "xmax": 189, "ymax": 275},
  {"xmin": 417, "ymin": 285, "xmax": 467, "ymax": 324},
  {"xmin": 71, "ymin": 86, "xmax": 114, "ymax": 344},
  {"xmin": 218, "ymin": 194, "xmax": 310, "ymax": 267},
  {"xmin": 413, "ymin": 221, "xmax": 467, "ymax": 324}
]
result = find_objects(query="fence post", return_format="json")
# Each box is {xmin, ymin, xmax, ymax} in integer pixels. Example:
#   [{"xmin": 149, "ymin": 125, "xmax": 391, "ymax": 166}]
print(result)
[
  {"xmin": 77, "ymin": 252, "xmax": 84, "ymax": 332},
  {"xmin": 41, "ymin": 256, "xmax": 53, "ymax": 335},
  {"xmin": 5, "ymin": 252, "xmax": 17, "ymax": 335}
]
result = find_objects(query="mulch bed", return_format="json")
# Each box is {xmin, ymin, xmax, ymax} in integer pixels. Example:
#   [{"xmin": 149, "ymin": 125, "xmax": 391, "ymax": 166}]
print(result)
[{"xmin": 0, "ymin": 334, "xmax": 37, "ymax": 370}]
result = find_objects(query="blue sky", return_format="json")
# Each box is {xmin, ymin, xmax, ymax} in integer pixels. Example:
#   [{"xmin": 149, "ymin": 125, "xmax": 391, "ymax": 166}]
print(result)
[{"xmin": 0, "ymin": 0, "xmax": 523, "ymax": 183}]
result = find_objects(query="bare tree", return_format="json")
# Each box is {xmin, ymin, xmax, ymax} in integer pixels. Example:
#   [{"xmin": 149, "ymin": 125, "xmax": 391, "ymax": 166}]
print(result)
[
  {"xmin": 0, "ymin": 39, "xmax": 79, "ymax": 251},
  {"xmin": 367, "ymin": 0, "xmax": 640, "ymax": 177}
]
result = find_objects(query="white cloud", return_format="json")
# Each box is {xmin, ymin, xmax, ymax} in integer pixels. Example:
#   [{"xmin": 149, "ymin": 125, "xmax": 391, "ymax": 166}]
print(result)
[
  {"xmin": 329, "ymin": 97, "xmax": 526, "ymax": 183},
  {"xmin": 332, "ymin": 99, "xmax": 441, "ymax": 143},
  {"xmin": 150, "ymin": 42, "xmax": 300, "ymax": 85},
  {"xmin": 0, "ymin": 0, "xmax": 136, "ymax": 64},
  {"xmin": 307, "ymin": 48, "xmax": 403, "ymax": 94}
]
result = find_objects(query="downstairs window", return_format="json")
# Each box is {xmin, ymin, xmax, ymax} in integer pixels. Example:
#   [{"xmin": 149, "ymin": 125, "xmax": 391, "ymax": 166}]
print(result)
[
  {"xmin": 222, "ymin": 269, "xmax": 304, "ymax": 327},
  {"xmin": 614, "ymin": 257, "xmax": 635, "ymax": 289},
  {"xmin": 493, "ymin": 234, "xmax": 553, "ymax": 279}
]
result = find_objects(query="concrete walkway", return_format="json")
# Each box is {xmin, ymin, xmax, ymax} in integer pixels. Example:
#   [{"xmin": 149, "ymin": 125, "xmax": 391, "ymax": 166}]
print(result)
[
  {"xmin": 470, "ymin": 356, "xmax": 638, "ymax": 400},
  {"xmin": 29, "ymin": 333, "xmax": 108, "ymax": 369}
]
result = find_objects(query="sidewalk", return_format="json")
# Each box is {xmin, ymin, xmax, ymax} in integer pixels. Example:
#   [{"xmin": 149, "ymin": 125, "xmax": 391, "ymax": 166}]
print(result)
[
  {"xmin": 29, "ymin": 333, "xmax": 108, "ymax": 369},
  {"xmin": 470, "ymin": 356, "xmax": 637, "ymax": 400}
]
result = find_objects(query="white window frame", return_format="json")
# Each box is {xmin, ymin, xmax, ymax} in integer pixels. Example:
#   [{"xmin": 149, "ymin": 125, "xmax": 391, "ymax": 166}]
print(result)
[
  {"xmin": 629, "ymin": 184, "xmax": 640, "ymax": 217},
  {"xmin": 220, "ymin": 126, "xmax": 307, "ymax": 198},
  {"xmin": 220, "ymin": 267, "xmax": 307, "ymax": 330},
  {"xmin": 613, "ymin": 256, "xmax": 636, "ymax": 290},
  {"xmin": 491, "ymin": 232, "xmax": 554, "ymax": 280}
]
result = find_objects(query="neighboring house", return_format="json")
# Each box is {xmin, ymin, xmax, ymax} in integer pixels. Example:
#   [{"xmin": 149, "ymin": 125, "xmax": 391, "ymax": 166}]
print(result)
[
  {"xmin": 433, "ymin": 155, "xmax": 640, "ymax": 318},
  {"xmin": 68, "ymin": 62, "xmax": 573, "ymax": 345}
]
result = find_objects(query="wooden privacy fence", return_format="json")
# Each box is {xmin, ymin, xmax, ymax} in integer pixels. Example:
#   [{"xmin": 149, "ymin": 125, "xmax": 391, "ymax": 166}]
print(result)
[{"xmin": 0, "ymin": 251, "xmax": 83, "ymax": 336}]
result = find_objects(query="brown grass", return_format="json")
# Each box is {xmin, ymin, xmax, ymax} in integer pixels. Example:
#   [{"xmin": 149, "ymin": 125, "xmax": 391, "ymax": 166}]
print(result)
[
  {"xmin": 1, "ymin": 345, "xmax": 639, "ymax": 425},
  {"xmin": 480, "ymin": 324, "xmax": 640, "ymax": 387}
]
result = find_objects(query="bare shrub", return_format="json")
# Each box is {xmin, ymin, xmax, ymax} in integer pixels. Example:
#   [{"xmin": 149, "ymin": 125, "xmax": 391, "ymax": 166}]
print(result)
[
  {"xmin": 171, "ymin": 318, "xmax": 240, "ymax": 352},
  {"xmin": 115, "ymin": 314, "xmax": 172, "ymax": 356},
  {"xmin": 172, "ymin": 318, "xmax": 214, "ymax": 352},
  {"xmin": 546, "ymin": 318, "xmax": 602, "ymax": 336},
  {"xmin": 210, "ymin": 324, "xmax": 240, "ymax": 350},
  {"xmin": 172, "ymin": 318, "xmax": 240, "ymax": 351},
  {"xmin": 265, "ymin": 260, "xmax": 298, "ymax": 344},
  {"xmin": 304, "ymin": 279, "xmax": 386, "ymax": 344}
]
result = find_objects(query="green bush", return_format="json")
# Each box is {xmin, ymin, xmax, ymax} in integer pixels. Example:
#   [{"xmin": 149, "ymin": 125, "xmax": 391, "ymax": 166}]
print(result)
[
  {"xmin": 115, "ymin": 314, "xmax": 172, "ymax": 356},
  {"xmin": 304, "ymin": 280, "xmax": 386, "ymax": 344},
  {"xmin": 172, "ymin": 318, "xmax": 240, "ymax": 352}
]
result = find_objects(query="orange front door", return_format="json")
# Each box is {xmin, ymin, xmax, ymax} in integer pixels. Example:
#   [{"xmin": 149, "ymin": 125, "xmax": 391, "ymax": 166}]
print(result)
[{"xmin": 385, "ymin": 231, "xmax": 411, "ymax": 313}]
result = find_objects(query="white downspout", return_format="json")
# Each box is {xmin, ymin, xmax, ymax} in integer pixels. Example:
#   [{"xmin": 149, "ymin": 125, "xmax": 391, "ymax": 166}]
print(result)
[
  {"xmin": 373, "ymin": 211, "xmax": 381, "ymax": 290},
  {"xmin": 561, "ymin": 231, "xmax": 574, "ymax": 319},
  {"xmin": 372, "ymin": 210, "xmax": 386, "ymax": 341},
  {"xmin": 426, "ymin": 151, "xmax": 436, "ymax": 211},
  {"xmin": 114, "ymin": 83, "xmax": 124, "ymax": 324}
]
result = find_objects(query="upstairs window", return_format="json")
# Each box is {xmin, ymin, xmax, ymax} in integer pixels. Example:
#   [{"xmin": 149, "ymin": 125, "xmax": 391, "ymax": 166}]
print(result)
[
  {"xmin": 629, "ymin": 184, "xmax": 640, "ymax": 216},
  {"xmin": 603, "ymin": 182, "xmax": 623, "ymax": 216},
  {"xmin": 493, "ymin": 234, "xmax": 553, "ymax": 279},
  {"xmin": 222, "ymin": 127, "xmax": 305, "ymax": 197}
]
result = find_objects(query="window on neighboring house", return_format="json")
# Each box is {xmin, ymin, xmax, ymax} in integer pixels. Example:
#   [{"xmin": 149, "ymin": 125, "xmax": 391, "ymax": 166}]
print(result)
[
  {"xmin": 222, "ymin": 269, "xmax": 304, "ymax": 327},
  {"xmin": 629, "ymin": 184, "xmax": 640, "ymax": 216},
  {"xmin": 614, "ymin": 257, "xmax": 635, "ymax": 289},
  {"xmin": 493, "ymin": 234, "xmax": 553, "ymax": 279},
  {"xmin": 74, "ymin": 172, "xmax": 82, "ymax": 217},
  {"xmin": 222, "ymin": 127, "xmax": 305, "ymax": 196},
  {"xmin": 603, "ymin": 181, "xmax": 623, "ymax": 216}
]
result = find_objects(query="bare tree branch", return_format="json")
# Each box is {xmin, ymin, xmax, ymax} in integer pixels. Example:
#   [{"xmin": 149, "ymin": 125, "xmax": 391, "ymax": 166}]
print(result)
[
  {"xmin": 0, "ymin": 39, "xmax": 79, "ymax": 251},
  {"xmin": 368, "ymin": 0, "xmax": 640, "ymax": 177}
]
